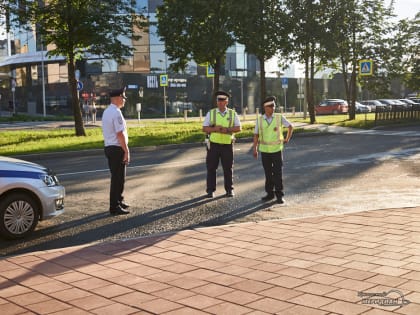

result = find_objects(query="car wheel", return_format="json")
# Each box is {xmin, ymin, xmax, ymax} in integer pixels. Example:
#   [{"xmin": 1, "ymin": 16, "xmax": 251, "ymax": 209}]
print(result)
[
  {"xmin": 333, "ymin": 110, "xmax": 338, "ymax": 115},
  {"xmin": 0, "ymin": 193, "xmax": 39, "ymax": 239}
]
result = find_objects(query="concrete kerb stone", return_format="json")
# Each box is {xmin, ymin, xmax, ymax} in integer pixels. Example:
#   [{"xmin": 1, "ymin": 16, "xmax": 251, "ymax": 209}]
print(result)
[
  {"xmin": 12, "ymin": 131, "xmax": 331, "ymax": 161},
  {"xmin": 8, "ymin": 120, "xmax": 336, "ymax": 161}
]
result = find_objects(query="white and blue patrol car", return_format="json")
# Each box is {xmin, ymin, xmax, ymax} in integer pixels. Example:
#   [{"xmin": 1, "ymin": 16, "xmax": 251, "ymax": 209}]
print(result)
[{"xmin": 0, "ymin": 156, "xmax": 65, "ymax": 239}]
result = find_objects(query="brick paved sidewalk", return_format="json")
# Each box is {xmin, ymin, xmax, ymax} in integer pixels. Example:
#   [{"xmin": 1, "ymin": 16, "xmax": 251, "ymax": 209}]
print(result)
[{"xmin": 1, "ymin": 207, "xmax": 420, "ymax": 314}]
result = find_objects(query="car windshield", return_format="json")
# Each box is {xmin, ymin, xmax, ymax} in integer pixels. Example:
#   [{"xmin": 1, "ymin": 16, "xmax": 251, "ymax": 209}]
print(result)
[
  {"xmin": 401, "ymin": 99, "xmax": 415, "ymax": 104},
  {"xmin": 392, "ymin": 100, "xmax": 405, "ymax": 105}
]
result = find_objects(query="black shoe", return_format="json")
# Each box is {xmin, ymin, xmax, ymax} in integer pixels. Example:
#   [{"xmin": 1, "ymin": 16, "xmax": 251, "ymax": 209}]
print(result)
[
  {"xmin": 261, "ymin": 194, "xmax": 275, "ymax": 201},
  {"xmin": 119, "ymin": 201, "xmax": 130, "ymax": 209},
  {"xmin": 277, "ymin": 197, "xmax": 285, "ymax": 204},
  {"xmin": 110, "ymin": 206, "xmax": 130, "ymax": 215},
  {"xmin": 206, "ymin": 192, "xmax": 215, "ymax": 198},
  {"xmin": 226, "ymin": 190, "xmax": 235, "ymax": 197}
]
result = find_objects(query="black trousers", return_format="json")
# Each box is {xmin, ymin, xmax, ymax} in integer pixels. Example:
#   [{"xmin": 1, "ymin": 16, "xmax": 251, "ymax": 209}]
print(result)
[
  {"xmin": 104, "ymin": 146, "xmax": 126, "ymax": 209},
  {"xmin": 261, "ymin": 151, "xmax": 283, "ymax": 197},
  {"xmin": 206, "ymin": 142, "xmax": 234, "ymax": 193}
]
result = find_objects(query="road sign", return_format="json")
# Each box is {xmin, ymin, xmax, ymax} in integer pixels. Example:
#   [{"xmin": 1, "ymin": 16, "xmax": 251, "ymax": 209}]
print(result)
[
  {"xmin": 77, "ymin": 81, "xmax": 83, "ymax": 91},
  {"xmin": 281, "ymin": 77, "xmax": 288, "ymax": 89},
  {"xmin": 206, "ymin": 63, "xmax": 215, "ymax": 78},
  {"xmin": 160, "ymin": 74, "xmax": 168, "ymax": 87},
  {"xmin": 359, "ymin": 59, "xmax": 373, "ymax": 76}
]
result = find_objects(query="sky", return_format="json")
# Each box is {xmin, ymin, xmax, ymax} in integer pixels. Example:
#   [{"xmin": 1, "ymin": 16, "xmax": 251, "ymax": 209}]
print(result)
[{"xmin": 389, "ymin": 0, "xmax": 419, "ymax": 19}]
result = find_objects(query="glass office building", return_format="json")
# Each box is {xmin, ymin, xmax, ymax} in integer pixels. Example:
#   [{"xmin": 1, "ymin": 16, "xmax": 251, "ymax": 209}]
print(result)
[{"xmin": 0, "ymin": 0, "xmax": 261, "ymax": 116}]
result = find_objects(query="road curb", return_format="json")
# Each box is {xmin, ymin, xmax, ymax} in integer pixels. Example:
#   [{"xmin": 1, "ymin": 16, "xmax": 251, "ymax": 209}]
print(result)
[{"xmin": 13, "ymin": 131, "xmax": 330, "ymax": 161}]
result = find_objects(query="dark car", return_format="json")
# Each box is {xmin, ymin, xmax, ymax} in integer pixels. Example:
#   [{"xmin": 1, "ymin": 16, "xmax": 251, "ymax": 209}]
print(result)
[{"xmin": 315, "ymin": 99, "xmax": 349, "ymax": 115}]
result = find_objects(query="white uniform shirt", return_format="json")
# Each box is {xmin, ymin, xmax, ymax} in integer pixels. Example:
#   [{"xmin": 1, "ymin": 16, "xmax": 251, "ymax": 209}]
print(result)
[
  {"xmin": 102, "ymin": 104, "xmax": 128, "ymax": 147},
  {"xmin": 254, "ymin": 114, "xmax": 292, "ymax": 134},
  {"xmin": 203, "ymin": 108, "xmax": 241, "ymax": 127}
]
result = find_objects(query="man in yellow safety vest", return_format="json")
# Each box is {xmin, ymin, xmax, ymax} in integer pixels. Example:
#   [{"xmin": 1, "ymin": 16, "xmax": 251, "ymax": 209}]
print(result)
[
  {"xmin": 253, "ymin": 96, "xmax": 293, "ymax": 204},
  {"xmin": 203, "ymin": 91, "xmax": 242, "ymax": 198}
]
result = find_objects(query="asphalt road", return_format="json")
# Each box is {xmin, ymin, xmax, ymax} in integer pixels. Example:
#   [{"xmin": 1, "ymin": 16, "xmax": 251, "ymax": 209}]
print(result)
[{"xmin": 1, "ymin": 126, "xmax": 419, "ymax": 257}]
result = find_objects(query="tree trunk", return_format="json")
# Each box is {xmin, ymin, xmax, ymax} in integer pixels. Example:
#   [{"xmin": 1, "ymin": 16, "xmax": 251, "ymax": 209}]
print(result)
[
  {"xmin": 348, "ymin": 28, "xmax": 357, "ymax": 120},
  {"xmin": 308, "ymin": 42, "xmax": 316, "ymax": 124},
  {"xmin": 67, "ymin": 58, "xmax": 86, "ymax": 136},
  {"xmin": 349, "ymin": 66, "xmax": 357, "ymax": 120},
  {"xmin": 304, "ymin": 42, "xmax": 315, "ymax": 124}
]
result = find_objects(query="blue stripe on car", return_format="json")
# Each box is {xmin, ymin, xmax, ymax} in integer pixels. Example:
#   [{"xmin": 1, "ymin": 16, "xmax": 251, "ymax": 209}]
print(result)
[{"xmin": 0, "ymin": 170, "xmax": 43, "ymax": 179}]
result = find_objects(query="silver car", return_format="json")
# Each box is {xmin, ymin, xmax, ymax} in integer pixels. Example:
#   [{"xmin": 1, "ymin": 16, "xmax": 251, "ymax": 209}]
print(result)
[
  {"xmin": 355, "ymin": 102, "xmax": 371, "ymax": 113},
  {"xmin": 0, "ymin": 156, "xmax": 65, "ymax": 239}
]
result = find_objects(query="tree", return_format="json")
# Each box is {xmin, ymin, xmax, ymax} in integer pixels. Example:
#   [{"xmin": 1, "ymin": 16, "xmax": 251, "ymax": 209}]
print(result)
[
  {"xmin": 156, "ymin": 0, "xmax": 235, "ymax": 103},
  {"xmin": 320, "ymin": 0, "xmax": 392, "ymax": 119},
  {"xmin": 229, "ymin": 0, "xmax": 286, "ymax": 105},
  {"xmin": 384, "ymin": 13, "xmax": 420, "ymax": 94},
  {"xmin": 4, "ymin": 0, "xmax": 145, "ymax": 136},
  {"xmin": 282, "ymin": 0, "xmax": 323, "ymax": 123}
]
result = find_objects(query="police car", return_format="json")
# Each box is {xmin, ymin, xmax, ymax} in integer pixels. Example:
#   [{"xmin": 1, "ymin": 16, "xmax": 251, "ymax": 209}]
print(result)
[{"xmin": 0, "ymin": 156, "xmax": 65, "ymax": 239}]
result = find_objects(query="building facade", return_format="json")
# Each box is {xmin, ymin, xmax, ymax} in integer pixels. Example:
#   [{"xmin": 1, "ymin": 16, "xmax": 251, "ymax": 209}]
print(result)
[{"xmin": 0, "ymin": 0, "xmax": 271, "ymax": 117}]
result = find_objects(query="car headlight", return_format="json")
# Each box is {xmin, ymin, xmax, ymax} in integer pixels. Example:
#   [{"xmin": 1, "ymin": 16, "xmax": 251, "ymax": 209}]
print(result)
[{"xmin": 40, "ymin": 174, "xmax": 58, "ymax": 187}]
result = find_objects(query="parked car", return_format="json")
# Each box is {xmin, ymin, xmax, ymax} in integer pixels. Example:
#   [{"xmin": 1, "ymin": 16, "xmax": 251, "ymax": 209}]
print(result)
[
  {"xmin": 360, "ymin": 100, "xmax": 384, "ymax": 112},
  {"xmin": 378, "ymin": 99, "xmax": 410, "ymax": 110},
  {"xmin": 377, "ymin": 99, "xmax": 396, "ymax": 111},
  {"xmin": 0, "ymin": 156, "xmax": 65, "ymax": 239},
  {"xmin": 355, "ymin": 102, "xmax": 371, "ymax": 113},
  {"xmin": 390, "ymin": 99, "xmax": 410, "ymax": 109},
  {"xmin": 315, "ymin": 99, "xmax": 349, "ymax": 115},
  {"xmin": 408, "ymin": 97, "xmax": 420, "ymax": 104},
  {"xmin": 400, "ymin": 99, "xmax": 419, "ymax": 107}
]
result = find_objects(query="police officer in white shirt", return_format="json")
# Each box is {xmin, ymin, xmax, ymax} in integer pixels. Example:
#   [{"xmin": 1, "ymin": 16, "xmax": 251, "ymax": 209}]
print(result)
[{"xmin": 102, "ymin": 87, "xmax": 130, "ymax": 215}]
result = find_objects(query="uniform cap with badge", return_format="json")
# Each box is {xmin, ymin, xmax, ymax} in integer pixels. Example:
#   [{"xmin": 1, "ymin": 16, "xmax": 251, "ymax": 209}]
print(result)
[
  {"xmin": 215, "ymin": 90, "xmax": 231, "ymax": 101},
  {"xmin": 109, "ymin": 87, "xmax": 127, "ymax": 99}
]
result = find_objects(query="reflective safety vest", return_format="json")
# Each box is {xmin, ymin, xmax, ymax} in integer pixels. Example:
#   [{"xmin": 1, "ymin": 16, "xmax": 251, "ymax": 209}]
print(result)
[
  {"xmin": 258, "ymin": 114, "xmax": 284, "ymax": 153},
  {"xmin": 209, "ymin": 108, "xmax": 236, "ymax": 144}
]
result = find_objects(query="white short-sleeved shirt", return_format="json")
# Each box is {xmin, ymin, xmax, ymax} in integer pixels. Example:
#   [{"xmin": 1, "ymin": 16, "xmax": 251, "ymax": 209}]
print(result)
[
  {"xmin": 102, "ymin": 104, "xmax": 128, "ymax": 147},
  {"xmin": 254, "ymin": 114, "xmax": 292, "ymax": 134},
  {"xmin": 203, "ymin": 108, "xmax": 241, "ymax": 127}
]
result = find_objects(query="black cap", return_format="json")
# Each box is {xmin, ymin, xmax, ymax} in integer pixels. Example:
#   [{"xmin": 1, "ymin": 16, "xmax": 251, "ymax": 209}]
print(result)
[
  {"xmin": 262, "ymin": 96, "xmax": 276, "ymax": 106},
  {"xmin": 215, "ymin": 90, "xmax": 231, "ymax": 98},
  {"xmin": 109, "ymin": 87, "xmax": 127, "ymax": 98}
]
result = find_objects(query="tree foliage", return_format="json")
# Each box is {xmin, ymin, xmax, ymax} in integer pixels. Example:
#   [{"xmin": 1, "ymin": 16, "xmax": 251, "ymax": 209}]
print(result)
[
  {"xmin": 2, "ymin": 0, "xmax": 417, "ymax": 127},
  {"xmin": 384, "ymin": 13, "xmax": 420, "ymax": 93},
  {"xmin": 229, "ymin": 0, "xmax": 287, "ymax": 104},
  {"xmin": 157, "ymin": 0, "xmax": 235, "ymax": 100},
  {"xmin": 280, "ymin": 0, "xmax": 324, "ymax": 123},
  {"xmin": 3, "ymin": 0, "xmax": 146, "ymax": 136},
  {"xmin": 318, "ymin": 0, "xmax": 393, "ymax": 119}
]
